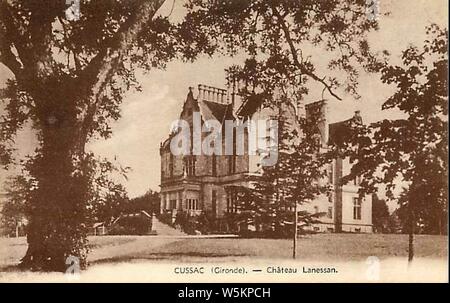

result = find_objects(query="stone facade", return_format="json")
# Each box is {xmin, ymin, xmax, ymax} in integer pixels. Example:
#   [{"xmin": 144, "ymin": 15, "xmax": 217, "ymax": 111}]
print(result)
[
  {"xmin": 159, "ymin": 85, "xmax": 372, "ymax": 233},
  {"xmin": 159, "ymin": 85, "xmax": 248, "ymax": 229}
]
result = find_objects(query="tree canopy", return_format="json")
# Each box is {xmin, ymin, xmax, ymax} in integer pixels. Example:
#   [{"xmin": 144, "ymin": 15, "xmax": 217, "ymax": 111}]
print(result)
[
  {"xmin": 0, "ymin": 0, "xmax": 183, "ymax": 271},
  {"xmin": 331, "ymin": 25, "xmax": 448, "ymax": 259},
  {"xmin": 182, "ymin": 0, "xmax": 383, "ymax": 104}
]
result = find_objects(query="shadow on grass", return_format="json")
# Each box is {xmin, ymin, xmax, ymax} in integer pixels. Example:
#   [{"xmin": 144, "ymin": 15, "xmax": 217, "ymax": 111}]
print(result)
[
  {"xmin": 0, "ymin": 264, "xmax": 23, "ymax": 273},
  {"xmin": 0, "ymin": 264, "xmax": 61, "ymax": 274},
  {"xmin": 90, "ymin": 252, "xmax": 248, "ymax": 266}
]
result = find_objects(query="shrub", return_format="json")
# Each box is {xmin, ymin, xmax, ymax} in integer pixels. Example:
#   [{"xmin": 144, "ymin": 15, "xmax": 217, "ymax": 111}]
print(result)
[{"xmin": 108, "ymin": 215, "xmax": 151, "ymax": 235}]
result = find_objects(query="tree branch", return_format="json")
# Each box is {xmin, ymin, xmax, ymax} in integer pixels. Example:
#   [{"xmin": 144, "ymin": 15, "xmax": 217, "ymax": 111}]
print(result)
[
  {"xmin": 77, "ymin": 0, "xmax": 166, "ymax": 144},
  {"xmin": 271, "ymin": 4, "xmax": 342, "ymax": 101},
  {"xmin": 0, "ymin": 34, "xmax": 23, "ymax": 78},
  {"xmin": 0, "ymin": 0, "xmax": 55, "ymax": 90},
  {"xmin": 58, "ymin": 16, "xmax": 81, "ymax": 71},
  {"xmin": 0, "ymin": 1, "xmax": 27, "ymax": 81}
]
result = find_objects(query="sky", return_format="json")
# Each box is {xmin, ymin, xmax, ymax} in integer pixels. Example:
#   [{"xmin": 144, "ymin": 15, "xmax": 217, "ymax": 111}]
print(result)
[{"xmin": 0, "ymin": 0, "xmax": 448, "ymax": 202}]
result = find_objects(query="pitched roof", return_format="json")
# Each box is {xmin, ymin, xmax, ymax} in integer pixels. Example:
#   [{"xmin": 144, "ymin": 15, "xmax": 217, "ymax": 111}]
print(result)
[
  {"xmin": 236, "ymin": 95, "xmax": 263, "ymax": 117},
  {"xmin": 328, "ymin": 112, "xmax": 362, "ymax": 146},
  {"xmin": 160, "ymin": 87, "xmax": 235, "ymax": 151},
  {"xmin": 200, "ymin": 100, "xmax": 234, "ymax": 122}
]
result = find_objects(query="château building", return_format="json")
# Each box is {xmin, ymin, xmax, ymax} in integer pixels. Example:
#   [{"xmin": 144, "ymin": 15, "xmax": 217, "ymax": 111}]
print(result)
[{"xmin": 159, "ymin": 84, "xmax": 372, "ymax": 233}]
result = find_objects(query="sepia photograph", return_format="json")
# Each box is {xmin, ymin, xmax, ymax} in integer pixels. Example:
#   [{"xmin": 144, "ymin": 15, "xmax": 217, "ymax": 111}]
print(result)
[{"xmin": 0, "ymin": 0, "xmax": 448, "ymax": 285}]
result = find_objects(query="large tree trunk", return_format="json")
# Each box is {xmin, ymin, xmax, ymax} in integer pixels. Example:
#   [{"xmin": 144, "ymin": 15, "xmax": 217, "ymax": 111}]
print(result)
[
  {"xmin": 20, "ymin": 92, "xmax": 90, "ymax": 272},
  {"xmin": 1, "ymin": 0, "xmax": 167, "ymax": 273}
]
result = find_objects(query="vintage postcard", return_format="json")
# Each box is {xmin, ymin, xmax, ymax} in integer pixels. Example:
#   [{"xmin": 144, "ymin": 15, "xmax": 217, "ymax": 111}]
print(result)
[{"xmin": 0, "ymin": 0, "xmax": 447, "ymax": 284}]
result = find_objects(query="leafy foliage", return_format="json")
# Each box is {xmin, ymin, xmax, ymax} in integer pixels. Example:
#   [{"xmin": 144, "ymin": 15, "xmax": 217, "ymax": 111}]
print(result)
[
  {"xmin": 1, "ymin": 174, "xmax": 29, "ymax": 236},
  {"xmin": 108, "ymin": 214, "xmax": 152, "ymax": 235},
  {"xmin": 86, "ymin": 154, "xmax": 130, "ymax": 225},
  {"xmin": 182, "ymin": 0, "xmax": 384, "ymax": 102},
  {"xmin": 0, "ymin": 0, "xmax": 183, "ymax": 271},
  {"xmin": 329, "ymin": 25, "xmax": 448, "ymax": 260},
  {"xmin": 334, "ymin": 25, "xmax": 447, "ymax": 227},
  {"xmin": 179, "ymin": 0, "xmax": 382, "ymax": 237},
  {"xmin": 128, "ymin": 189, "xmax": 160, "ymax": 214},
  {"xmin": 371, "ymin": 194, "xmax": 390, "ymax": 233},
  {"xmin": 229, "ymin": 100, "xmax": 328, "ymax": 236}
]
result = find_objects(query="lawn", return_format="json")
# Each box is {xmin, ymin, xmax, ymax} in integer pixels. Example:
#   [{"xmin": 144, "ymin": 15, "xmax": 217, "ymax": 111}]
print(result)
[
  {"xmin": 133, "ymin": 233, "xmax": 447, "ymax": 262},
  {"xmin": 0, "ymin": 233, "xmax": 447, "ymax": 282},
  {"xmin": 0, "ymin": 233, "xmax": 447, "ymax": 269},
  {"xmin": 0, "ymin": 235, "xmax": 178, "ymax": 269}
]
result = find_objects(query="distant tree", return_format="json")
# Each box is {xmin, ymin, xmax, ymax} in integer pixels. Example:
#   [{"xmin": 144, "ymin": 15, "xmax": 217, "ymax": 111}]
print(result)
[
  {"xmin": 128, "ymin": 190, "xmax": 160, "ymax": 214},
  {"xmin": 88, "ymin": 156, "xmax": 130, "ymax": 224},
  {"xmin": 227, "ymin": 95, "xmax": 327, "ymax": 248},
  {"xmin": 386, "ymin": 210, "xmax": 403, "ymax": 234},
  {"xmin": 332, "ymin": 25, "xmax": 448, "ymax": 263},
  {"xmin": 1, "ymin": 175, "xmax": 29, "ymax": 236},
  {"xmin": 395, "ymin": 189, "xmax": 447, "ymax": 235},
  {"xmin": 371, "ymin": 194, "xmax": 390, "ymax": 233},
  {"xmin": 90, "ymin": 183, "xmax": 129, "ymax": 225}
]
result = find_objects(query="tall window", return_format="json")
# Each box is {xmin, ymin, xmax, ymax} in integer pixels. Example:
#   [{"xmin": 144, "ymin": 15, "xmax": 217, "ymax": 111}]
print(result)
[
  {"xmin": 187, "ymin": 199, "xmax": 199, "ymax": 210},
  {"xmin": 212, "ymin": 190, "xmax": 217, "ymax": 217},
  {"xmin": 185, "ymin": 156, "xmax": 196, "ymax": 176},
  {"xmin": 353, "ymin": 197, "xmax": 362, "ymax": 220},
  {"xmin": 169, "ymin": 154, "xmax": 174, "ymax": 177},
  {"xmin": 228, "ymin": 128, "xmax": 237, "ymax": 175},
  {"xmin": 328, "ymin": 163, "xmax": 334, "ymax": 184},
  {"xmin": 178, "ymin": 193, "xmax": 182, "ymax": 210},
  {"xmin": 228, "ymin": 155, "xmax": 236, "ymax": 174},
  {"xmin": 314, "ymin": 134, "xmax": 322, "ymax": 152},
  {"xmin": 212, "ymin": 155, "xmax": 217, "ymax": 176},
  {"xmin": 227, "ymin": 190, "xmax": 238, "ymax": 213},
  {"xmin": 327, "ymin": 207, "xmax": 333, "ymax": 219}
]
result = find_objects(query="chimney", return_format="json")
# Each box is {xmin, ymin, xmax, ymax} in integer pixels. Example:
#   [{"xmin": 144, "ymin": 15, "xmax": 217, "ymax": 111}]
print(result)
[
  {"xmin": 231, "ymin": 78, "xmax": 236, "ymax": 110},
  {"xmin": 197, "ymin": 84, "xmax": 203, "ymax": 100},
  {"xmin": 305, "ymin": 100, "xmax": 328, "ymax": 146}
]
